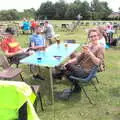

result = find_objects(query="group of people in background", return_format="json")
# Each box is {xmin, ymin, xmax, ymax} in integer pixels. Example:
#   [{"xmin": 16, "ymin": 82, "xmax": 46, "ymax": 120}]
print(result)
[
  {"xmin": 97, "ymin": 22, "xmax": 118, "ymax": 48},
  {"xmin": 21, "ymin": 18, "xmax": 55, "ymax": 45}
]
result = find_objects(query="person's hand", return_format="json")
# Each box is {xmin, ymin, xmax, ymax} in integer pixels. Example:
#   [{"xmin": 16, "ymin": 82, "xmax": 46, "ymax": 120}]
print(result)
[
  {"xmin": 29, "ymin": 50, "xmax": 35, "ymax": 55},
  {"xmin": 82, "ymin": 45, "xmax": 89, "ymax": 53}
]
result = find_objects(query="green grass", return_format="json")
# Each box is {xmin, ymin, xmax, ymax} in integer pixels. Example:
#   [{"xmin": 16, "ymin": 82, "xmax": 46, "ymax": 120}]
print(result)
[{"xmin": 2, "ymin": 21, "xmax": 120, "ymax": 120}]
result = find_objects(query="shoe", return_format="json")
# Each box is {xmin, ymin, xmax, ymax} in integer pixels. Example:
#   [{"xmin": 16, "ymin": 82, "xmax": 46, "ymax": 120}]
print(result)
[
  {"xmin": 52, "ymin": 72, "xmax": 63, "ymax": 79},
  {"xmin": 72, "ymin": 86, "xmax": 81, "ymax": 93},
  {"xmin": 33, "ymin": 74, "xmax": 45, "ymax": 80},
  {"xmin": 58, "ymin": 88, "xmax": 72, "ymax": 100}
]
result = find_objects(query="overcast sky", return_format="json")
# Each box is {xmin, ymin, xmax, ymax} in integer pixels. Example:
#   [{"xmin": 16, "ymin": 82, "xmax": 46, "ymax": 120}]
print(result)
[{"xmin": 0, "ymin": 0, "xmax": 119, "ymax": 12}]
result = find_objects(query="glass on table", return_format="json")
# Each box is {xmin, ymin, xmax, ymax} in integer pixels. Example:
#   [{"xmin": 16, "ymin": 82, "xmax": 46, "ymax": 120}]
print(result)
[
  {"xmin": 56, "ymin": 39, "xmax": 60, "ymax": 45},
  {"xmin": 64, "ymin": 42, "xmax": 68, "ymax": 48}
]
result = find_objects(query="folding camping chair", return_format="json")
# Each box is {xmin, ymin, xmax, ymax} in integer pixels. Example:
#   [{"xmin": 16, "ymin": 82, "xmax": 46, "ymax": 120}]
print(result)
[
  {"xmin": 0, "ymin": 55, "xmax": 24, "ymax": 81},
  {"xmin": 69, "ymin": 65, "xmax": 99, "ymax": 104}
]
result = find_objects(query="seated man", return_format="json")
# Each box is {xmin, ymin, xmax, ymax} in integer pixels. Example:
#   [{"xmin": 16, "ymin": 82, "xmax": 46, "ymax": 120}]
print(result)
[
  {"xmin": 29, "ymin": 26, "xmax": 45, "ymax": 50},
  {"xmin": 0, "ymin": 27, "xmax": 30, "ymax": 66},
  {"xmin": 53, "ymin": 28, "xmax": 105, "ymax": 93},
  {"xmin": 29, "ymin": 27, "xmax": 45, "ymax": 80}
]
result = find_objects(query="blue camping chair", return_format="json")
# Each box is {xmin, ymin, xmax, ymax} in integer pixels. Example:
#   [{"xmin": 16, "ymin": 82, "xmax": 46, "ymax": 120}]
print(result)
[{"xmin": 69, "ymin": 65, "xmax": 99, "ymax": 104}]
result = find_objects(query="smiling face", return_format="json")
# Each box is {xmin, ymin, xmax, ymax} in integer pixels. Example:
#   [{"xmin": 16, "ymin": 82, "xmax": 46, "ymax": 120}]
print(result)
[{"xmin": 88, "ymin": 30, "xmax": 100, "ymax": 45}]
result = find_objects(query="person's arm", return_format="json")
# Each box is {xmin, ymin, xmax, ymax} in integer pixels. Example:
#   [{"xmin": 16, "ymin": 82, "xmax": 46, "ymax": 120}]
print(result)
[
  {"xmin": 43, "ymin": 27, "xmax": 47, "ymax": 33},
  {"xmin": 84, "ymin": 46, "xmax": 104, "ymax": 65},
  {"xmin": 1, "ymin": 41, "xmax": 23, "ymax": 57},
  {"xmin": 64, "ymin": 52, "xmax": 82, "ymax": 67},
  {"xmin": 88, "ymin": 51, "xmax": 101, "ymax": 65},
  {"xmin": 67, "ymin": 57, "xmax": 78, "ymax": 64},
  {"xmin": 31, "ymin": 42, "xmax": 43, "ymax": 50},
  {"xmin": 4, "ymin": 49, "xmax": 24, "ymax": 57}
]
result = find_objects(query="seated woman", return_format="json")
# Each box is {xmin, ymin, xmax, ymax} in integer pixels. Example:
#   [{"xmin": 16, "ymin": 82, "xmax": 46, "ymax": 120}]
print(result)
[
  {"xmin": 0, "ymin": 27, "xmax": 29, "ymax": 67},
  {"xmin": 97, "ymin": 26, "xmax": 107, "ymax": 48},
  {"xmin": 53, "ymin": 28, "xmax": 105, "ymax": 93}
]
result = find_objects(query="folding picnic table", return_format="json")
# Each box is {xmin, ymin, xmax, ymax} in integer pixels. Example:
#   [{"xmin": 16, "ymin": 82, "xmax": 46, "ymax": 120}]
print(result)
[{"xmin": 20, "ymin": 43, "xmax": 80, "ymax": 104}]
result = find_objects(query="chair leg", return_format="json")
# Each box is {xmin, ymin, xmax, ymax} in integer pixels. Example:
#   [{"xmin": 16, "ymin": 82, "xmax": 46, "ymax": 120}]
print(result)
[
  {"xmin": 18, "ymin": 102, "xmax": 27, "ymax": 120},
  {"xmin": 38, "ymin": 91, "xmax": 44, "ymax": 111},
  {"xmin": 20, "ymin": 73, "xmax": 24, "ymax": 81},
  {"xmin": 31, "ymin": 86, "xmax": 44, "ymax": 111},
  {"xmin": 95, "ymin": 76, "xmax": 99, "ymax": 83},
  {"xmin": 16, "ymin": 64, "xmax": 19, "ymax": 68},
  {"xmin": 38, "ymin": 66, "xmax": 41, "ymax": 73},
  {"xmin": 29, "ymin": 65, "xmax": 35, "ymax": 74},
  {"xmin": 91, "ymin": 81, "xmax": 98, "ymax": 91},
  {"xmin": 81, "ymin": 87, "xmax": 93, "ymax": 104},
  {"xmin": 33, "ymin": 97, "xmax": 38, "ymax": 112}
]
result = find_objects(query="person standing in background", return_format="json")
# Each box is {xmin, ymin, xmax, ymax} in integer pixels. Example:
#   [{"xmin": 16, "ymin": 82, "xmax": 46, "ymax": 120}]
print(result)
[
  {"xmin": 21, "ymin": 18, "xmax": 31, "ymax": 34},
  {"xmin": 30, "ymin": 19, "xmax": 37, "ymax": 34},
  {"xmin": 44, "ymin": 21, "xmax": 55, "ymax": 45}
]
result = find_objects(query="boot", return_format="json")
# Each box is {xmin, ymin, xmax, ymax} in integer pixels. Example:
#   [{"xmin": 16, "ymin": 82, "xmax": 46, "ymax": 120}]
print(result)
[{"xmin": 72, "ymin": 84, "xmax": 81, "ymax": 93}]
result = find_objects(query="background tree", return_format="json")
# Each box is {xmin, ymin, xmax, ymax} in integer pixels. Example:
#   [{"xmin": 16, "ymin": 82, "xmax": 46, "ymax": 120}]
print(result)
[
  {"xmin": 22, "ymin": 8, "xmax": 36, "ymax": 20},
  {"xmin": 54, "ymin": 0, "xmax": 68, "ymax": 19},
  {"xmin": 79, "ymin": 1, "xmax": 91, "ymax": 20},
  {"xmin": 0, "ymin": 0, "xmax": 113, "ymax": 21},
  {"xmin": 36, "ymin": 1, "xmax": 55, "ymax": 20},
  {"xmin": 90, "ymin": 0, "xmax": 112, "ymax": 20},
  {"xmin": 0, "ymin": 9, "xmax": 19, "ymax": 21},
  {"xmin": 64, "ymin": 0, "xmax": 81, "ymax": 20}
]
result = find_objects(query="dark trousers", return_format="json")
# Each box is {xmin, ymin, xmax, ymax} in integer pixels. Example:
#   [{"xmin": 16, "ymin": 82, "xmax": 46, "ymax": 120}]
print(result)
[
  {"xmin": 8, "ymin": 53, "xmax": 29, "ymax": 65},
  {"xmin": 107, "ymin": 32, "xmax": 113, "ymax": 45},
  {"xmin": 65, "ymin": 64, "xmax": 88, "ymax": 85}
]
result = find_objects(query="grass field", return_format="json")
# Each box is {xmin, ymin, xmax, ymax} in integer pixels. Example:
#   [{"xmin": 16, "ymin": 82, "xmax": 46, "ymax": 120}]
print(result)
[{"xmin": 1, "ymin": 20, "xmax": 120, "ymax": 120}]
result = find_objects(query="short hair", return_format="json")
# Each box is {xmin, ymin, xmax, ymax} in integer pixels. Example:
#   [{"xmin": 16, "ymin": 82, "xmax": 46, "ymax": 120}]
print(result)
[
  {"xmin": 5, "ymin": 27, "xmax": 15, "ymax": 35},
  {"xmin": 35, "ymin": 26, "xmax": 41, "ymax": 33},
  {"xmin": 44, "ymin": 21, "xmax": 48, "ymax": 24},
  {"xmin": 88, "ymin": 28, "xmax": 101, "ymax": 38}
]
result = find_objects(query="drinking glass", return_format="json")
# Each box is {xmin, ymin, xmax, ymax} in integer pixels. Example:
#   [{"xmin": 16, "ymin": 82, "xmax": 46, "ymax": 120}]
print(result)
[{"xmin": 56, "ymin": 39, "xmax": 60, "ymax": 45}]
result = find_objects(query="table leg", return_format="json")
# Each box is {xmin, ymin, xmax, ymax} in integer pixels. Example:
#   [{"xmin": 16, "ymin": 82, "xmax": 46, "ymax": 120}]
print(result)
[{"xmin": 49, "ymin": 68, "xmax": 54, "ymax": 104}]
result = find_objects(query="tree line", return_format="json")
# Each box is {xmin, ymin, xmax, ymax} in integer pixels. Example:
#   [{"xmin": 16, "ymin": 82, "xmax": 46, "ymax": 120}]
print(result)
[{"xmin": 0, "ymin": 0, "xmax": 115, "ymax": 21}]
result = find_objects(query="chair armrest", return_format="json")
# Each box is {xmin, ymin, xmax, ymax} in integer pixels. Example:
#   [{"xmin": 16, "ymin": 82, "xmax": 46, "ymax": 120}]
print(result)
[{"xmin": 69, "ymin": 76, "xmax": 88, "ymax": 83}]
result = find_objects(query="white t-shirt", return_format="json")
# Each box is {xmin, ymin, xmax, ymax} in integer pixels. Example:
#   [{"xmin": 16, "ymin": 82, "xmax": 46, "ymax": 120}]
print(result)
[{"xmin": 99, "ymin": 37, "xmax": 106, "ymax": 48}]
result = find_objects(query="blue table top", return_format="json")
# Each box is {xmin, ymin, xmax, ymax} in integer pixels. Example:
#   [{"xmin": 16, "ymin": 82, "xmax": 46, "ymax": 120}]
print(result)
[{"xmin": 20, "ymin": 43, "xmax": 80, "ymax": 67}]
